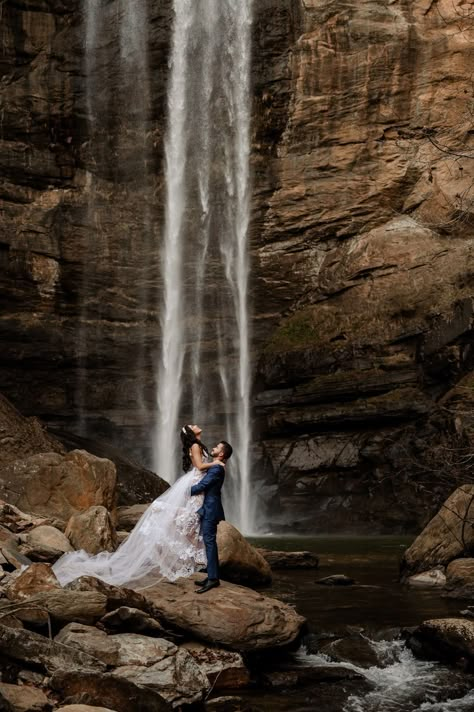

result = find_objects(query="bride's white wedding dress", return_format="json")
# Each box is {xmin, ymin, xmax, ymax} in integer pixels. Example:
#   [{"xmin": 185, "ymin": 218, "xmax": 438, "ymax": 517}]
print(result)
[{"xmin": 52, "ymin": 467, "xmax": 206, "ymax": 589}]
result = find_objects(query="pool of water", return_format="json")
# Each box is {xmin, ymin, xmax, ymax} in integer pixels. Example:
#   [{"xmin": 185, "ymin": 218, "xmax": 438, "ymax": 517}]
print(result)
[{"xmin": 234, "ymin": 537, "xmax": 474, "ymax": 712}]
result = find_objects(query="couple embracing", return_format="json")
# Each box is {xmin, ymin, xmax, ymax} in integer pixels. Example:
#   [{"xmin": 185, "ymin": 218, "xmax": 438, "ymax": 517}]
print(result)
[{"xmin": 53, "ymin": 425, "xmax": 232, "ymax": 594}]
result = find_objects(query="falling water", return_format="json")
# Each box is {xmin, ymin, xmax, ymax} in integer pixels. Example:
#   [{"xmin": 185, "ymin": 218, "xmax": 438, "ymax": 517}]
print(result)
[
  {"xmin": 155, "ymin": 0, "xmax": 254, "ymax": 532},
  {"xmin": 78, "ymin": 0, "xmax": 152, "ymax": 439}
]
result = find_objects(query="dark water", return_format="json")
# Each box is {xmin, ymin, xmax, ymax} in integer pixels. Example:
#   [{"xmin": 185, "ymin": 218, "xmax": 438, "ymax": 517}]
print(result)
[{"xmin": 236, "ymin": 537, "xmax": 474, "ymax": 712}]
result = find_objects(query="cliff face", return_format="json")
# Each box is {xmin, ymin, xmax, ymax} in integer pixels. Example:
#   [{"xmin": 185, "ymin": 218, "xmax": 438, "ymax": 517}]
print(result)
[
  {"xmin": 1, "ymin": 0, "xmax": 474, "ymax": 531},
  {"xmin": 252, "ymin": 0, "xmax": 474, "ymax": 531}
]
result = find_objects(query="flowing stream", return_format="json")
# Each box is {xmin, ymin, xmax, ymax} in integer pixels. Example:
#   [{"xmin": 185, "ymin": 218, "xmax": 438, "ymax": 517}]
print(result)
[
  {"xmin": 155, "ymin": 0, "xmax": 253, "ymax": 531},
  {"xmin": 240, "ymin": 537, "xmax": 474, "ymax": 712}
]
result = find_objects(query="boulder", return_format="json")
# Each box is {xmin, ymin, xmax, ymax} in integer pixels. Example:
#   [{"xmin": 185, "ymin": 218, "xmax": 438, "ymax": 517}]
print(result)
[
  {"xmin": 445, "ymin": 559, "xmax": 474, "ymax": 599},
  {"xmin": 4, "ymin": 589, "xmax": 107, "ymax": 626},
  {"xmin": 5, "ymin": 562, "xmax": 60, "ymax": 600},
  {"xmin": 54, "ymin": 623, "xmax": 207, "ymax": 705},
  {"xmin": 407, "ymin": 568, "xmax": 446, "ymax": 589},
  {"xmin": 0, "ymin": 501, "xmax": 47, "ymax": 533},
  {"xmin": 401, "ymin": 485, "xmax": 474, "ymax": 577},
  {"xmin": 116, "ymin": 505, "xmax": 148, "ymax": 532},
  {"xmin": 205, "ymin": 698, "xmax": 261, "ymax": 712},
  {"xmin": 50, "ymin": 671, "xmax": 172, "ymax": 712},
  {"xmin": 0, "ymin": 623, "xmax": 106, "ymax": 673},
  {"xmin": 112, "ymin": 651, "xmax": 207, "ymax": 707},
  {"xmin": 0, "ymin": 683, "xmax": 50, "ymax": 712},
  {"xmin": 65, "ymin": 506, "xmax": 118, "ymax": 554},
  {"xmin": 257, "ymin": 549, "xmax": 319, "ymax": 569},
  {"xmin": 18, "ymin": 524, "xmax": 73, "ymax": 562},
  {"xmin": 407, "ymin": 618, "xmax": 474, "ymax": 667},
  {"xmin": 315, "ymin": 575, "xmax": 354, "ymax": 586},
  {"xmin": 181, "ymin": 641, "xmax": 250, "ymax": 688},
  {"xmin": 217, "ymin": 522, "xmax": 272, "ymax": 586},
  {"xmin": 65, "ymin": 577, "xmax": 159, "ymax": 618},
  {"xmin": 143, "ymin": 576, "xmax": 305, "ymax": 651},
  {"xmin": 319, "ymin": 636, "xmax": 380, "ymax": 669},
  {"xmin": 0, "ymin": 450, "xmax": 116, "ymax": 524},
  {"xmin": 99, "ymin": 606, "xmax": 172, "ymax": 639}
]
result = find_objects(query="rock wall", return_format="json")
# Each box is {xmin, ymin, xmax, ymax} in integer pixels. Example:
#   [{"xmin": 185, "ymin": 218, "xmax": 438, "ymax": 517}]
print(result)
[{"xmin": 1, "ymin": 0, "xmax": 474, "ymax": 531}]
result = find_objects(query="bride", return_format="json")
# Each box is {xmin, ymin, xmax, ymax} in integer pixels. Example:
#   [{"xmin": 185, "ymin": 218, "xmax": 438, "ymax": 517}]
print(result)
[{"xmin": 52, "ymin": 424, "xmax": 217, "ymax": 589}]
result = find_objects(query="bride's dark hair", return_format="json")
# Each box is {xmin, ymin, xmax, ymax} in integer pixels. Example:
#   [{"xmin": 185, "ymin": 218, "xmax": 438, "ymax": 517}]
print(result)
[{"xmin": 180, "ymin": 425, "xmax": 208, "ymax": 473}]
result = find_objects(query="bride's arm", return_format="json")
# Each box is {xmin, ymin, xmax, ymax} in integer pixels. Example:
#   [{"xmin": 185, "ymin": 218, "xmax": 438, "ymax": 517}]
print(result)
[{"xmin": 190, "ymin": 443, "xmax": 214, "ymax": 471}]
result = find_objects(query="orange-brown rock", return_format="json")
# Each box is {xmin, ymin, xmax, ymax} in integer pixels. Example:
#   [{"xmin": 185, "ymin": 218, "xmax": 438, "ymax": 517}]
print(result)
[
  {"xmin": 217, "ymin": 522, "xmax": 272, "ymax": 586},
  {"xmin": 65, "ymin": 506, "xmax": 118, "ymax": 554},
  {"xmin": 0, "ymin": 450, "xmax": 116, "ymax": 523},
  {"xmin": 143, "ymin": 576, "xmax": 305, "ymax": 652},
  {"xmin": 6, "ymin": 562, "xmax": 60, "ymax": 601},
  {"xmin": 401, "ymin": 485, "xmax": 474, "ymax": 577}
]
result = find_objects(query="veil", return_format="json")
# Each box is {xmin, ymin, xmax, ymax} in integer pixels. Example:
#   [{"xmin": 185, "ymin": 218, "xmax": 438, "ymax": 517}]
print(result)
[{"xmin": 52, "ymin": 469, "xmax": 206, "ymax": 589}]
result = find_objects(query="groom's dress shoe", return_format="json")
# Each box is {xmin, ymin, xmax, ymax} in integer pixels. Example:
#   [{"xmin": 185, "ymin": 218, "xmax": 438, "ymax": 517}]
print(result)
[
  {"xmin": 194, "ymin": 578, "xmax": 208, "ymax": 586},
  {"xmin": 196, "ymin": 579, "xmax": 220, "ymax": 594}
]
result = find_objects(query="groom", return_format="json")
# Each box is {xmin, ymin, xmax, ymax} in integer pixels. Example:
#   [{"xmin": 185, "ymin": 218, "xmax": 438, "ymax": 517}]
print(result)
[{"xmin": 191, "ymin": 440, "xmax": 233, "ymax": 594}]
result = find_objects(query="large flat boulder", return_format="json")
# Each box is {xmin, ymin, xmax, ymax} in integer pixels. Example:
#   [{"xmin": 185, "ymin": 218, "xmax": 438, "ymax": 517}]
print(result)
[
  {"xmin": 0, "ymin": 450, "xmax": 116, "ymax": 524},
  {"xmin": 143, "ymin": 576, "xmax": 305, "ymax": 652},
  {"xmin": 217, "ymin": 522, "xmax": 272, "ymax": 586},
  {"xmin": 401, "ymin": 485, "xmax": 474, "ymax": 577}
]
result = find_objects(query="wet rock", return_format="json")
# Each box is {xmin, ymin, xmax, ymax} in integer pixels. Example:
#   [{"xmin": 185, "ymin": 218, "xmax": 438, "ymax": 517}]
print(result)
[
  {"xmin": 143, "ymin": 576, "xmax": 305, "ymax": 651},
  {"xmin": 5, "ymin": 562, "xmax": 60, "ymax": 600},
  {"xmin": 401, "ymin": 486, "xmax": 474, "ymax": 577},
  {"xmin": 262, "ymin": 664, "xmax": 365, "ymax": 687},
  {"xmin": 50, "ymin": 670, "xmax": 172, "ymax": 712},
  {"xmin": 320, "ymin": 636, "xmax": 380, "ymax": 668},
  {"xmin": 0, "ymin": 623, "xmax": 106, "ymax": 673},
  {"xmin": 0, "ymin": 451, "xmax": 116, "ymax": 524},
  {"xmin": 407, "ymin": 568, "xmax": 446, "ymax": 589},
  {"xmin": 445, "ymin": 559, "xmax": 474, "ymax": 599},
  {"xmin": 116, "ymin": 505, "xmax": 148, "ymax": 532},
  {"xmin": 181, "ymin": 641, "xmax": 250, "ymax": 688},
  {"xmin": 256, "ymin": 549, "xmax": 319, "ymax": 569},
  {"xmin": 0, "ymin": 683, "xmax": 50, "ymax": 712},
  {"xmin": 99, "ymin": 606, "xmax": 172, "ymax": 639},
  {"xmin": 65, "ymin": 506, "xmax": 117, "ymax": 554},
  {"xmin": 315, "ymin": 575, "xmax": 355, "ymax": 586},
  {"xmin": 407, "ymin": 618, "xmax": 474, "ymax": 668},
  {"xmin": 217, "ymin": 523, "xmax": 272, "ymax": 586}
]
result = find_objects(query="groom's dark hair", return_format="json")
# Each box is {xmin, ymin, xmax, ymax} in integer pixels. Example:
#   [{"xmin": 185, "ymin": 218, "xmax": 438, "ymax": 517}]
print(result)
[{"xmin": 219, "ymin": 441, "xmax": 233, "ymax": 461}]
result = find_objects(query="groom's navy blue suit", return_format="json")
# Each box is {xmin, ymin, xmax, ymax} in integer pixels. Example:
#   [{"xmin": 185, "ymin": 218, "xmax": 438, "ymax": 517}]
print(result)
[{"xmin": 190, "ymin": 463, "xmax": 225, "ymax": 581}]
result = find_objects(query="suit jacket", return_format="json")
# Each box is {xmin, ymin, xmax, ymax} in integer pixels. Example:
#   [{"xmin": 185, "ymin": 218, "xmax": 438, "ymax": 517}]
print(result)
[{"xmin": 190, "ymin": 464, "xmax": 225, "ymax": 522}]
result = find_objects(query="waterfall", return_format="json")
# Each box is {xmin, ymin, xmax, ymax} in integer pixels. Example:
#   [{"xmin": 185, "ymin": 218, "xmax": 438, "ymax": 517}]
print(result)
[
  {"xmin": 155, "ymin": 0, "xmax": 254, "ymax": 532},
  {"xmin": 79, "ymin": 0, "xmax": 151, "ymax": 440}
]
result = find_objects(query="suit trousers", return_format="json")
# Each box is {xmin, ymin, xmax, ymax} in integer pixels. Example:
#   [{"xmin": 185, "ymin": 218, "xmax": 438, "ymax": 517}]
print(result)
[{"xmin": 201, "ymin": 518, "xmax": 219, "ymax": 581}]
